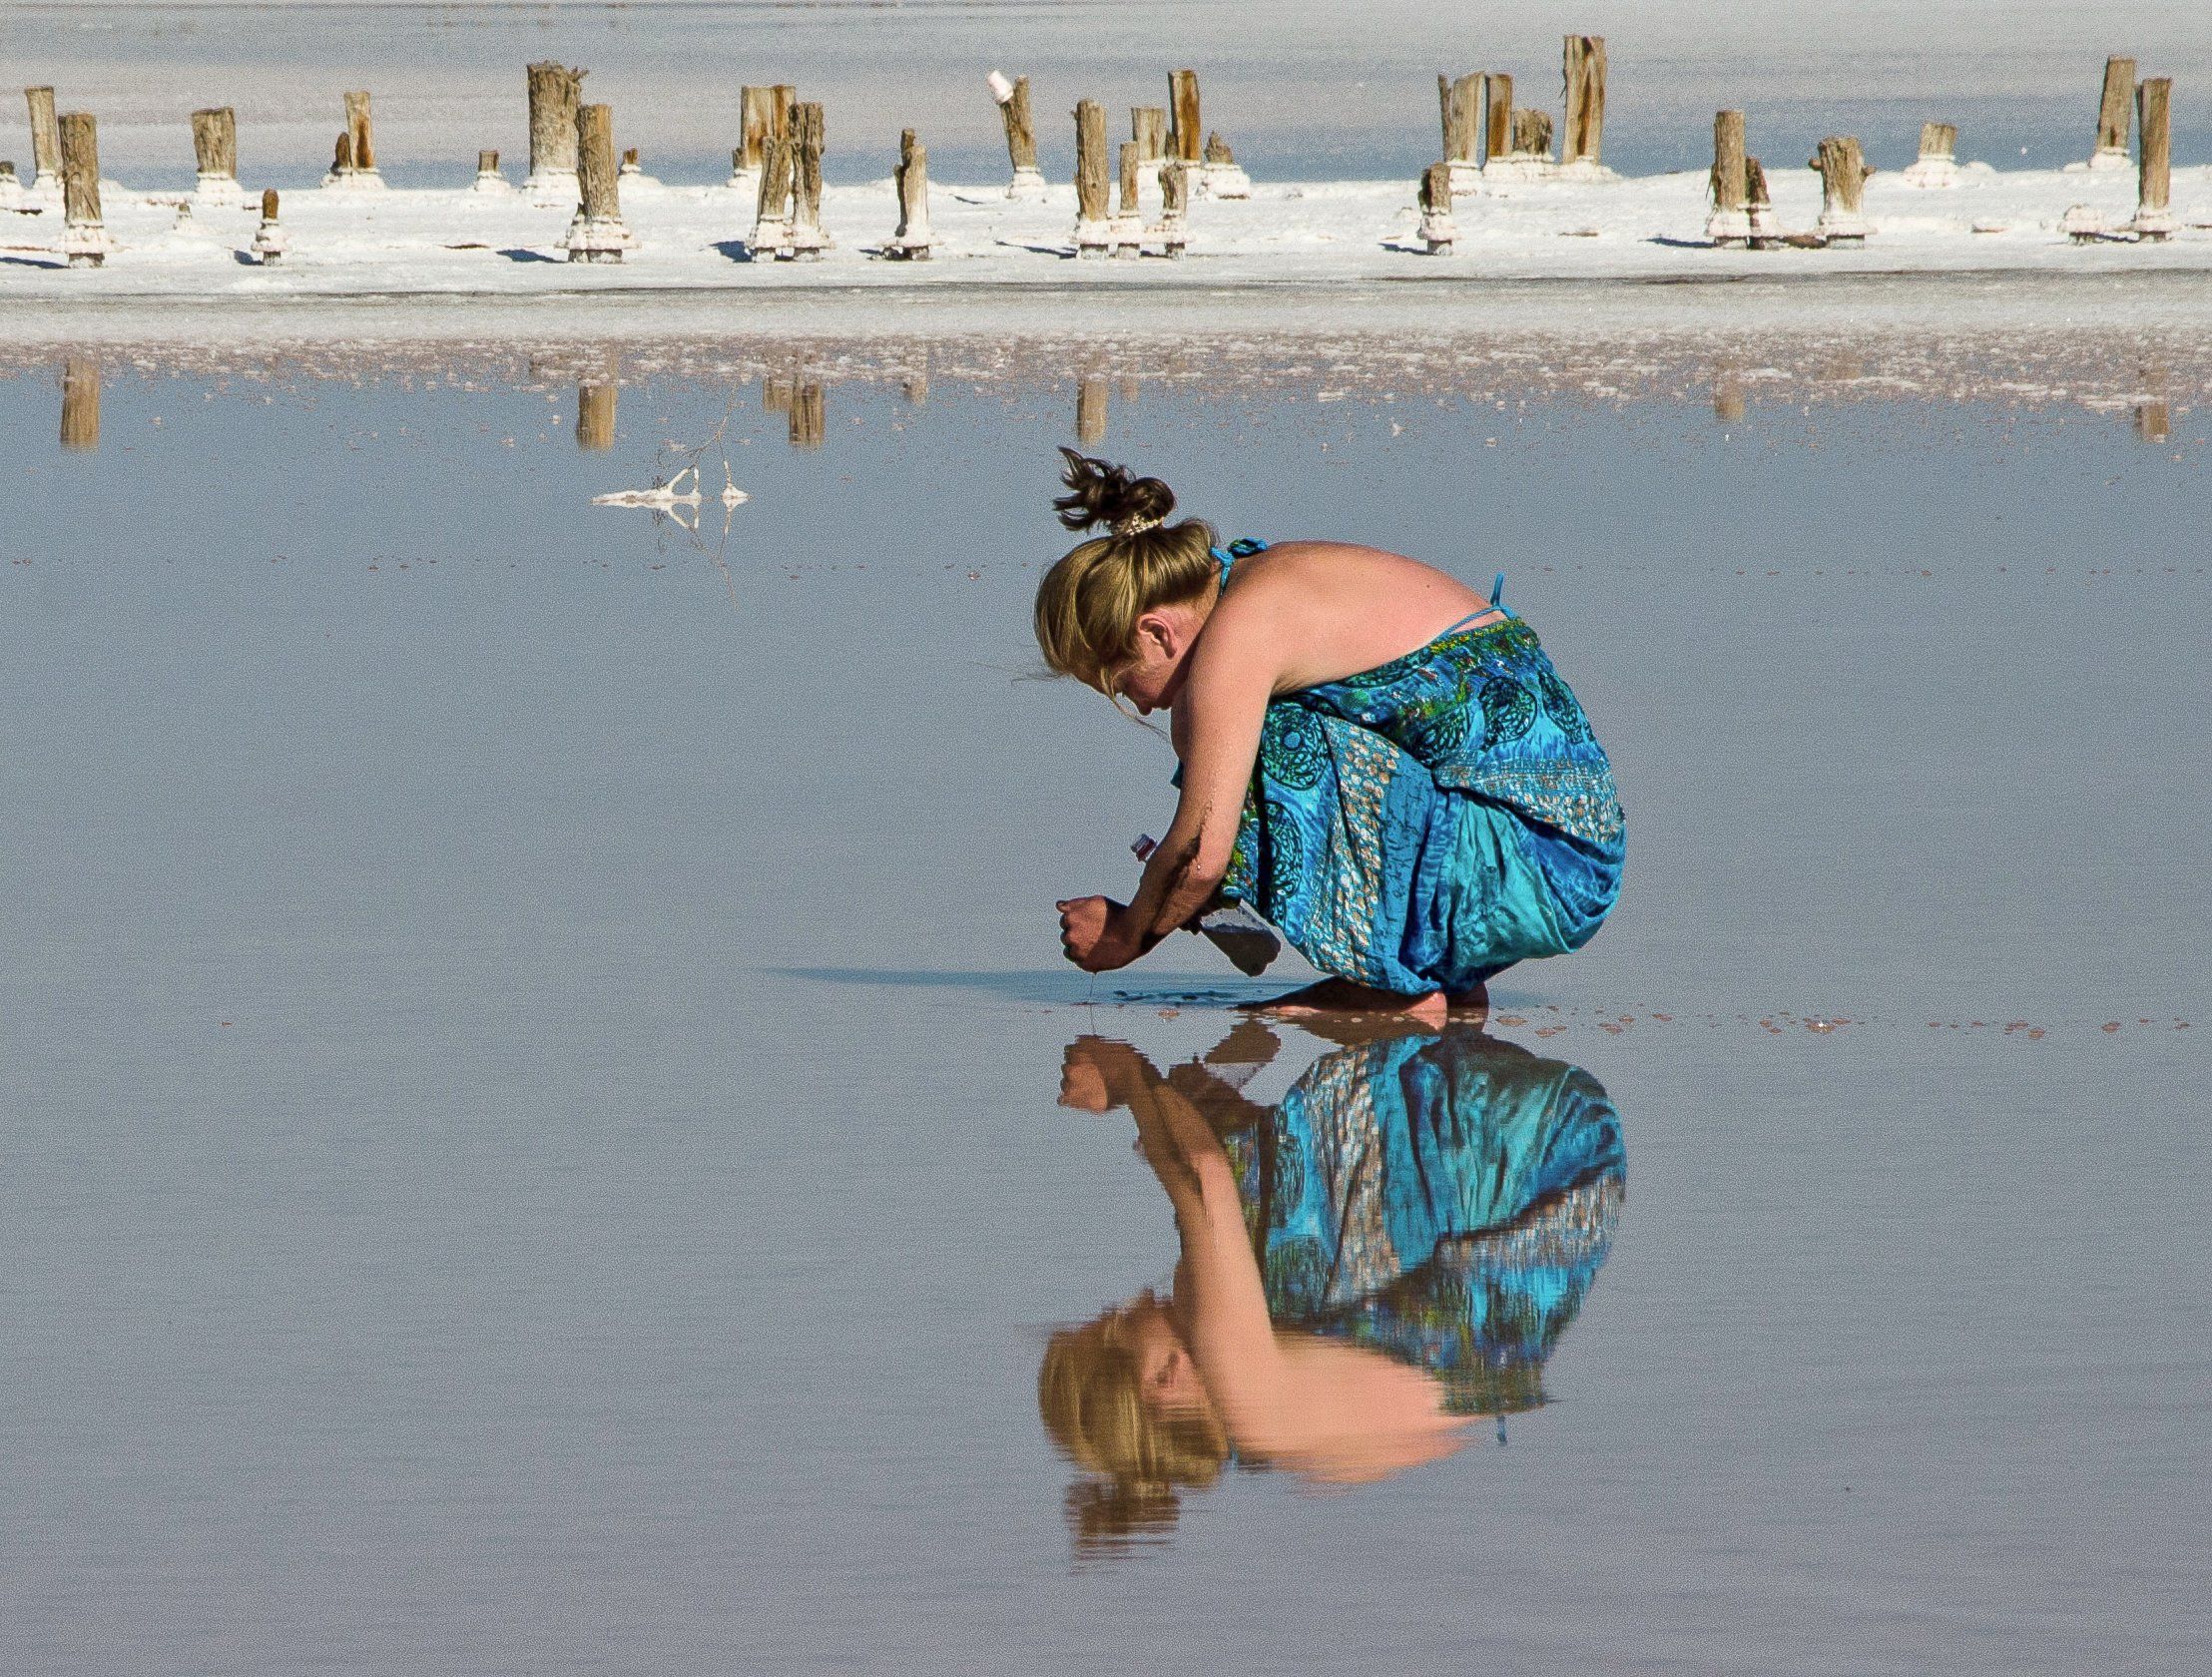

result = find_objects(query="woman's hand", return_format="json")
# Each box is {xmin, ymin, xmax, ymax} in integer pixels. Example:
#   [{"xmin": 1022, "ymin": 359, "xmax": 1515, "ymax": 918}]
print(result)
[{"xmin": 1057, "ymin": 894, "xmax": 1141, "ymax": 971}]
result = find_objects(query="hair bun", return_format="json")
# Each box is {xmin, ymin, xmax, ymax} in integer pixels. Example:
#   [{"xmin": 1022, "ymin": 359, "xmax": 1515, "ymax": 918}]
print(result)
[{"xmin": 1053, "ymin": 447, "xmax": 1177, "ymax": 534}]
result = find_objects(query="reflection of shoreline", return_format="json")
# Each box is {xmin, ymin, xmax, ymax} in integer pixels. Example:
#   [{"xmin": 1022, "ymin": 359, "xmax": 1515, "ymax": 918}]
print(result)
[{"xmin": 1041, "ymin": 1021, "xmax": 1625, "ymax": 1556}]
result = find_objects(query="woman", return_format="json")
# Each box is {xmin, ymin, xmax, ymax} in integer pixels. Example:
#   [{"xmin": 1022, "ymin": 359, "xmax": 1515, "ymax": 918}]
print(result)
[{"xmin": 1037, "ymin": 450, "xmax": 1626, "ymax": 1018}]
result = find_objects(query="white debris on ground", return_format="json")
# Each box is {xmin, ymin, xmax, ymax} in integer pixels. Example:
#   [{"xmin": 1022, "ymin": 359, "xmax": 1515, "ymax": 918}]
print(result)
[{"xmin": 2, "ymin": 163, "xmax": 2208, "ymax": 305}]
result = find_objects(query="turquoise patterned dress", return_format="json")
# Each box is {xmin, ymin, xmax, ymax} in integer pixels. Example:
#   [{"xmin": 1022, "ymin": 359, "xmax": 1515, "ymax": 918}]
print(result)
[
  {"xmin": 1213, "ymin": 540, "xmax": 1626, "ymax": 994},
  {"xmin": 1217, "ymin": 1026, "xmax": 1625, "ymax": 1415}
]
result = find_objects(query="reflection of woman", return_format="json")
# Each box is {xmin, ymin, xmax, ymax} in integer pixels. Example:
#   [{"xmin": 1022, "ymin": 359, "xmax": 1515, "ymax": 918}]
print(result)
[{"xmin": 1040, "ymin": 1021, "xmax": 1624, "ymax": 1550}]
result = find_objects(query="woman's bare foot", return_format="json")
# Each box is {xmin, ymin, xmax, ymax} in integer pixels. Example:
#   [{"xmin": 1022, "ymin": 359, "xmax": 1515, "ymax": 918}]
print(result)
[{"xmin": 1240, "ymin": 978, "xmax": 1449, "ymax": 1030}]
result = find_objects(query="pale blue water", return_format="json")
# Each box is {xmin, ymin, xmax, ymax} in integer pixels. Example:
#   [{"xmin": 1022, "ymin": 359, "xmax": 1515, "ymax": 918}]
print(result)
[{"xmin": 2, "ymin": 349, "xmax": 2207, "ymax": 1671}]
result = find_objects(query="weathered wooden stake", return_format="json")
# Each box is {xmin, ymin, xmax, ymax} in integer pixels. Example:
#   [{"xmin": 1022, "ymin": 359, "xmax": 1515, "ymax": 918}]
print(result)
[
  {"xmin": 1481, "ymin": 73, "xmax": 1512, "ymax": 168},
  {"xmin": 1745, "ymin": 157, "xmax": 1780, "ymax": 249},
  {"xmin": 1440, "ymin": 73, "xmax": 1481, "ymax": 194},
  {"xmin": 1169, "ymin": 70, "xmax": 1202, "ymax": 166},
  {"xmin": 1133, "ymin": 106, "xmax": 1167, "ymax": 164},
  {"xmin": 987, "ymin": 72, "xmax": 1047, "ymax": 199},
  {"xmin": 61, "ymin": 356, "xmax": 100, "ymax": 449},
  {"xmin": 527, "ymin": 63, "xmax": 584, "ymax": 196},
  {"xmin": 1511, "ymin": 109, "xmax": 1553, "ymax": 162},
  {"xmin": 1076, "ymin": 374, "xmax": 1107, "ymax": 445},
  {"xmin": 1417, "ymin": 161, "xmax": 1456, "ymax": 254},
  {"xmin": 789, "ymin": 101, "xmax": 828, "ymax": 258},
  {"xmin": 252, "ymin": 186, "xmax": 286, "ymax": 263},
  {"xmin": 1810, "ymin": 135, "xmax": 1874, "ymax": 242},
  {"xmin": 1202, "ymin": 130, "xmax": 1251, "ymax": 197},
  {"xmin": 1706, "ymin": 110, "xmax": 1750, "ymax": 246},
  {"xmin": 790, "ymin": 380, "xmax": 826, "ymax": 449},
  {"xmin": 773, "ymin": 86, "xmax": 798, "ymax": 140},
  {"xmin": 191, "ymin": 107, "xmax": 242, "ymax": 203},
  {"xmin": 1074, "ymin": 99, "xmax": 1111, "ymax": 257},
  {"xmin": 752, "ymin": 132, "xmax": 794, "ymax": 258},
  {"xmin": 886, "ymin": 128, "xmax": 932, "ymax": 260},
  {"xmin": 25, "ymin": 87, "xmax": 62, "ymax": 196},
  {"xmin": 2087, "ymin": 56, "xmax": 2135, "ymax": 170},
  {"xmin": 564, "ymin": 102, "xmax": 633, "ymax": 262},
  {"xmin": 1113, "ymin": 141, "xmax": 1144, "ymax": 257},
  {"xmin": 2132, "ymin": 76, "xmax": 2173, "ymax": 239},
  {"xmin": 58, "ymin": 111, "xmax": 109, "ymax": 267},
  {"xmin": 345, "ymin": 90, "xmax": 379, "ymax": 179},
  {"xmin": 471, "ymin": 148, "xmax": 509, "ymax": 193},
  {"xmin": 576, "ymin": 381, "xmax": 616, "ymax": 450},
  {"xmin": 739, "ymin": 85, "xmax": 774, "ymax": 175},
  {"xmin": 1156, "ymin": 159, "xmax": 1189, "ymax": 257},
  {"xmin": 1902, "ymin": 121, "xmax": 1960, "ymax": 188},
  {"xmin": 1560, "ymin": 36, "xmax": 1610, "ymax": 175}
]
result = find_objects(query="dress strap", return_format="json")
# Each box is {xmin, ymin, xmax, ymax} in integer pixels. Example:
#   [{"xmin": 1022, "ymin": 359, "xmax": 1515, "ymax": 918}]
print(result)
[
  {"xmin": 1490, "ymin": 571, "xmax": 1506, "ymax": 607},
  {"xmin": 1213, "ymin": 537, "xmax": 1270, "ymax": 590}
]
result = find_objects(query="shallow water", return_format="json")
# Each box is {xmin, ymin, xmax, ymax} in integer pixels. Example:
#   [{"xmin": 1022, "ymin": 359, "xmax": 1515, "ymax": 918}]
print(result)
[{"xmin": 3, "ymin": 350, "xmax": 2207, "ymax": 1672}]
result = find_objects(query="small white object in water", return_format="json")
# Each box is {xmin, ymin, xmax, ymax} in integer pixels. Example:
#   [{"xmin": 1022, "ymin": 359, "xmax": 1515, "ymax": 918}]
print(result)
[{"xmin": 593, "ymin": 463, "xmax": 704, "ymax": 509}]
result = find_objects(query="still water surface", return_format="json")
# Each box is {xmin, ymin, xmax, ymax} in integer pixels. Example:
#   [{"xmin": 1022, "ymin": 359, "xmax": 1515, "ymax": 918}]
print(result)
[{"xmin": 3, "ymin": 351, "xmax": 2206, "ymax": 1671}]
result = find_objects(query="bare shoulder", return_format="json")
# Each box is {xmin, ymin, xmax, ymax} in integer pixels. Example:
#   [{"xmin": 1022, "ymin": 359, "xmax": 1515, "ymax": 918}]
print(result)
[{"xmin": 1211, "ymin": 539, "xmax": 1493, "ymax": 689}]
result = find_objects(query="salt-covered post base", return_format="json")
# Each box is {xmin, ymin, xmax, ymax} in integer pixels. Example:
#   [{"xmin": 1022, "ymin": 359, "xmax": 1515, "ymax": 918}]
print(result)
[
  {"xmin": 526, "ymin": 168, "xmax": 578, "ymax": 206},
  {"xmin": 1548, "ymin": 157, "xmax": 1619, "ymax": 183},
  {"xmin": 63, "ymin": 224, "xmax": 113, "ymax": 268},
  {"xmin": 1705, "ymin": 207, "xmax": 1751, "ymax": 247},
  {"xmin": 1074, "ymin": 220, "xmax": 1112, "ymax": 259},
  {"xmin": 0, "ymin": 163, "xmax": 23, "ymax": 208},
  {"xmin": 1199, "ymin": 133, "xmax": 1250, "ymax": 199},
  {"xmin": 194, "ymin": 173, "xmax": 247, "ymax": 207},
  {"xmin": 471, "ymin": 151, "xmax": 511, "ymax": 194},
  {"xmin": 1481, "ymin": 153, "xmax": 1552, "ymax": 183},
  {"xmin": 1447, "ymin": 161, "xmax": 1481, "ymax": 195},
  {"xmin": 1901, "ymin": 123, "xmax": 1961, "ymax": 189},
  {"xmin": 726, "ymin": 150, "xmax": 756, "ymax": 193},
  {"xmin": 322, "ymin": 166, "xmax": 387, "ymax": 193},
  {"xmin": 1006, "ymin": 167, "xmax": 1048, "ymax": 201},
  {"xmin": 2058, "ymin": 203, "xmax": 2109, "ymax": 244},
  {"xmin": 563, "ymin": 214, "xmax": 634, "ymax": 263},
  {"xmin": 2129, "ymin": 206, "xmax": 2176, "ymax": 242},
  {"xmin": 2071, "ymin": 148, "xmax": 2131, "ymax": 174}
]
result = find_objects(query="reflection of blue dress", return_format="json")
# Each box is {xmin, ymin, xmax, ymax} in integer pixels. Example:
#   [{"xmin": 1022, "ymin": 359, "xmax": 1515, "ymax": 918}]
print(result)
[
  {"xmin": 1219, "ymin": 1027, "xmax": 1624, "ymax": 1414},
  {"xmin": 1212, "ymin": 540, "xmax": 1626, "ymax": 994}
]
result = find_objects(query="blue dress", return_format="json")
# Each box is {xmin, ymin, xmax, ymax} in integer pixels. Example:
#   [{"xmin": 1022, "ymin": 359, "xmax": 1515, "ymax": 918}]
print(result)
[{"xmin": 1212, "ymin": 540, "xmax": 1626, "ymax": 994}]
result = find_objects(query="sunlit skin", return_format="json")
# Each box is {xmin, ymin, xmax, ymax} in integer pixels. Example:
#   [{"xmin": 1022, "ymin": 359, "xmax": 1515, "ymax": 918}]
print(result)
[
  {"xmin": 1054, "ymin": 540, "xmax": 1502, "ymax": 1022},
  {"xmin": 1058, "ymin": 1032, "xmax": 1477, "ymax": 1486}
]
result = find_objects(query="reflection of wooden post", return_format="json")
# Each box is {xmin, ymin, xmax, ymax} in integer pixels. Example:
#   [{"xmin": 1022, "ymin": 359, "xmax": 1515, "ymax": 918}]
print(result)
[
  {"xmin": 2132, "ymin": 78, "xmax": 2174, "ymax": 240},
  {"xmin": 1902, "ymin": 121, "xmax": 1960, "ymax": 187},
  {"xmin": 2088, "ymin": 56, "xmax": 2134, "ymax": 169},
  {"xmin": 61, "ymin": 356, "xmax": 100, "ymax": 450},
  {"xmin": 2133, "ymin": 365, "xmax": 2171, "ymax": 441},
  {"xmin": 1156, "ymin": 158, "xmax": 1188, "ymax": 257},
  {"xmin": 1561, "ymin": 36, "xmax": 1607, "ymax": 171},
  {"xmin": 1440, "ymin": 73, "xmax": 1480, "ymax": 193},
  {"xmin": 565, "ymin": 102, "xmax": 632, "ymax": 262},
  {"xmin": 1706, "ymin": 110, "xmax": 1749, "ymax": 246},
  {"xmin": 789, "ymin": 101, "xmax": 828, "ymax": 257},
  {"xmin": 1133, "ymin": 106, "xmax": 1167, "ymax": 163},
  {"xmin": 1713, "ymin": 368, "xmax": 1745, "ymax": 424},
  {"xmin": 26, "ymin": 87, "xmax": 62, "ymax": 195},
  {"xmin": 252, "ymin": 187, "xmax": 286, "ymax": 262},
  {"xmin": 1810, "ymin": 135, "xmax": 1874, "ymax": 243},
  {"xmin": 527, "ymin": 62, "xmax": 583, "ymax": 194},
  {"xmin": 1076, "ymin": 375, "xmax": 1107, "ymax": 445},
  {"xmin": 886, "ymin": 128, "xmax": 931, "ymax": 260},
  {"xmin": 1482, "ymin": 73, "xmax": 1512, "ymax": 166},
  {"xmin": 752, "ymin": 132, "xmax": 794, "ymax": 258},
  {"xmin": 789, "ymin": 380, "xmax": 825, "ymax": 449},
  {"xmin": 191, "ymin": 107, "xmax": 241, "ymax": 202},
  {"xmin": 576, "ymin": 381, "xmax": 616, "ymax": 449},
  {"xmin": 1074, "ymin": 99, "xmax": 1110, "ymax": 257},
  {"xmin": 988, "ymin": 71, "xmax": 1046, "ymax": 199},
  {"xmin": 1417, "ymin": 161, "xmax": 1456, "ymax": 254},
  {"xmin": 59, "ymin": 112, "xmax": 109, "ymax": 267}
]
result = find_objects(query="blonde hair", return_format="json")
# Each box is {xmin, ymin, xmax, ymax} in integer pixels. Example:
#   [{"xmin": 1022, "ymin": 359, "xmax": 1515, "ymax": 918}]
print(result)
[
  {"xmin": 1036, "ymin": 1301, "xmax": 1231, "ymax": 1545},
  {"xmin": 1034, "ymin": 449, "xmax": 1219, "ymax": 694}
]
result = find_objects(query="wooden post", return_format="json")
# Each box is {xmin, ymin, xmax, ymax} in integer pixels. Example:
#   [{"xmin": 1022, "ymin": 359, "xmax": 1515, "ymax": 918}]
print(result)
[
  {"xmin": 1417, "ymin": 161, "xmax": 1456, "ymax": 254},
  {"xmin": 576, "ymin": 381, "xmax": 616, "ymax": 449},
  {"xmin": 1745, "ymin": 157, "xmax": 1779, "ymax": 249},
  {"xmin": 1156, "ymin": 158, "xmax": 1188, "ymax": 257},
  {"xmin": 61, "ymin": 356, "xmax": 100, "ymax": 449},
  {"xmin": 191, "ymin": 107, "xmax": 241, "ymax": 203},
  {"xmin": 2132, "ymin": 77, "xmax": 2173, "ymax": 239},
  {"xmin": 565, "ymin": 102, "xmax": 632, "ymax": 262},
  {"xmin": 1440, "ymin": 73, "xmax": 1481, "ymax": 193},
  {"xmin": 252, "ymin": 186, "xmax": 286, "ymax": 263},
  {"xmin": 1903, "ymin": 121, "xmax": 1960, "ymax": 187},
  {"xmin": 789, "ymin": 100, "xmax": 828, "ymax": 257},
  {"xmin": 472, "ymin": 148, "xmax": 508, "ymax": 193},
  {"xmin": 1706, "ymin": 110, "xmax": 1749, "ymax": 246},
  {"xmin": 988, "ymin": 72, "xmax": 1046, "ymax": 199},
  {"xmin": 2089, "ymin": 56, "xmax": 2134, "ymax": 169},
  {"xmin": 25, "ymin": 86, "xmax": 62, "ymax": 195},
  {"xmin": 344, "ymin": 90, "xmax": 378, "ymax": 177},
  {"xmin": 1809, "ymin": 136, "xmax": 1874, "ymax": 242},
  {"xmin": 1511, "ymin": 109, "xmax": 1553, "ymax": 162},
  {"xmin": 739, "ymin": 86, "xmax": 773, "ymax": 173},
  {"xmin": 886, "ymin": 128, "xmax": 931, "ymax": 260},
  {"xmin": 1561, "ymin": 36, "xmax": 1608, "ymax": 172},
  {"xmin": 527, "ymin": 62, "xmax": 583, "ymax": 194},
  {"xmin": 1200, "ymin": 130, "xmax": 1250, "ymax": 198},
  {"xmin": 790, "ymin": 380, "xmax": 826, "ymax": 449},
  {"xmin": 1481, "ymin": 73, "xmax": 1512, "ymax": 168},
  {"xmin": 1168, "ymin": 70, "xmax": 1202, "ymax": 165},
  {"xmin": 1110, "ymin": 141, "xmax": 1141, "ymax": 257},
  {"xmin": 1133, "ymin": 106, "xmax": 1167, "ymax": 163},
  {"xmin": 1074, "ymin": 98, "xmax": 1110, "ymax": 257},
  {"xmin": 772, "ymin": 85, "xmax": 798, "ymax": 140},
  {"xmin": 1076, "ymin": 374, "xmax": 1107, "ymax": 446},
  {"xmin": 58, "ymin": 111, "xmax": 108, "ymax": 267},
  {"xmin": 752, "ymin": 131, "xmax": 794, "ymax": 258}
]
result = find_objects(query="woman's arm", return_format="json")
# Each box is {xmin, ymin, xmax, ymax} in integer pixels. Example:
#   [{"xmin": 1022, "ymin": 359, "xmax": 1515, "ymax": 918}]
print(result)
[{"xmin": 1059, "ymin": 607, "xmax": 1282, "ymax": 970}]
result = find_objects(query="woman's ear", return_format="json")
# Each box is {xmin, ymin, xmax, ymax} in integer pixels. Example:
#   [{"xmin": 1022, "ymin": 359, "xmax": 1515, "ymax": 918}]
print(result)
[{"xmin": 1132, "ymin": 609, "xmax": 1178, "ymax": 659}]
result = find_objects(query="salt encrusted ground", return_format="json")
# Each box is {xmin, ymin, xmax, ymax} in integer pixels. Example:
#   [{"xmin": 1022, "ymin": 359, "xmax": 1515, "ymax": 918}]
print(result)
[{"xmin": 3, "ymin": 162, "xmax": 2209, "ymax": 327}]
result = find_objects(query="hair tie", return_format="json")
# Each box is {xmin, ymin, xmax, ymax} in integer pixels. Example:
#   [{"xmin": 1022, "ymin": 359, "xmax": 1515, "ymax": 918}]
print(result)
[{"xmin": 1112, "ymin": 513, "xmax": 1164, "ymax": 537}]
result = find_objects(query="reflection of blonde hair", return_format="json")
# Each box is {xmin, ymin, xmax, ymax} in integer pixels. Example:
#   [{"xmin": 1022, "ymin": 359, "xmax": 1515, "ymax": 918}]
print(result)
[
  {"xmin": 1037, "ymin": 1302, "xmax": 1230, "ymax": 1550},
  {"xmin": 1034, "ymin": 450, "xmax": 1220, "ymax": 694}
]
